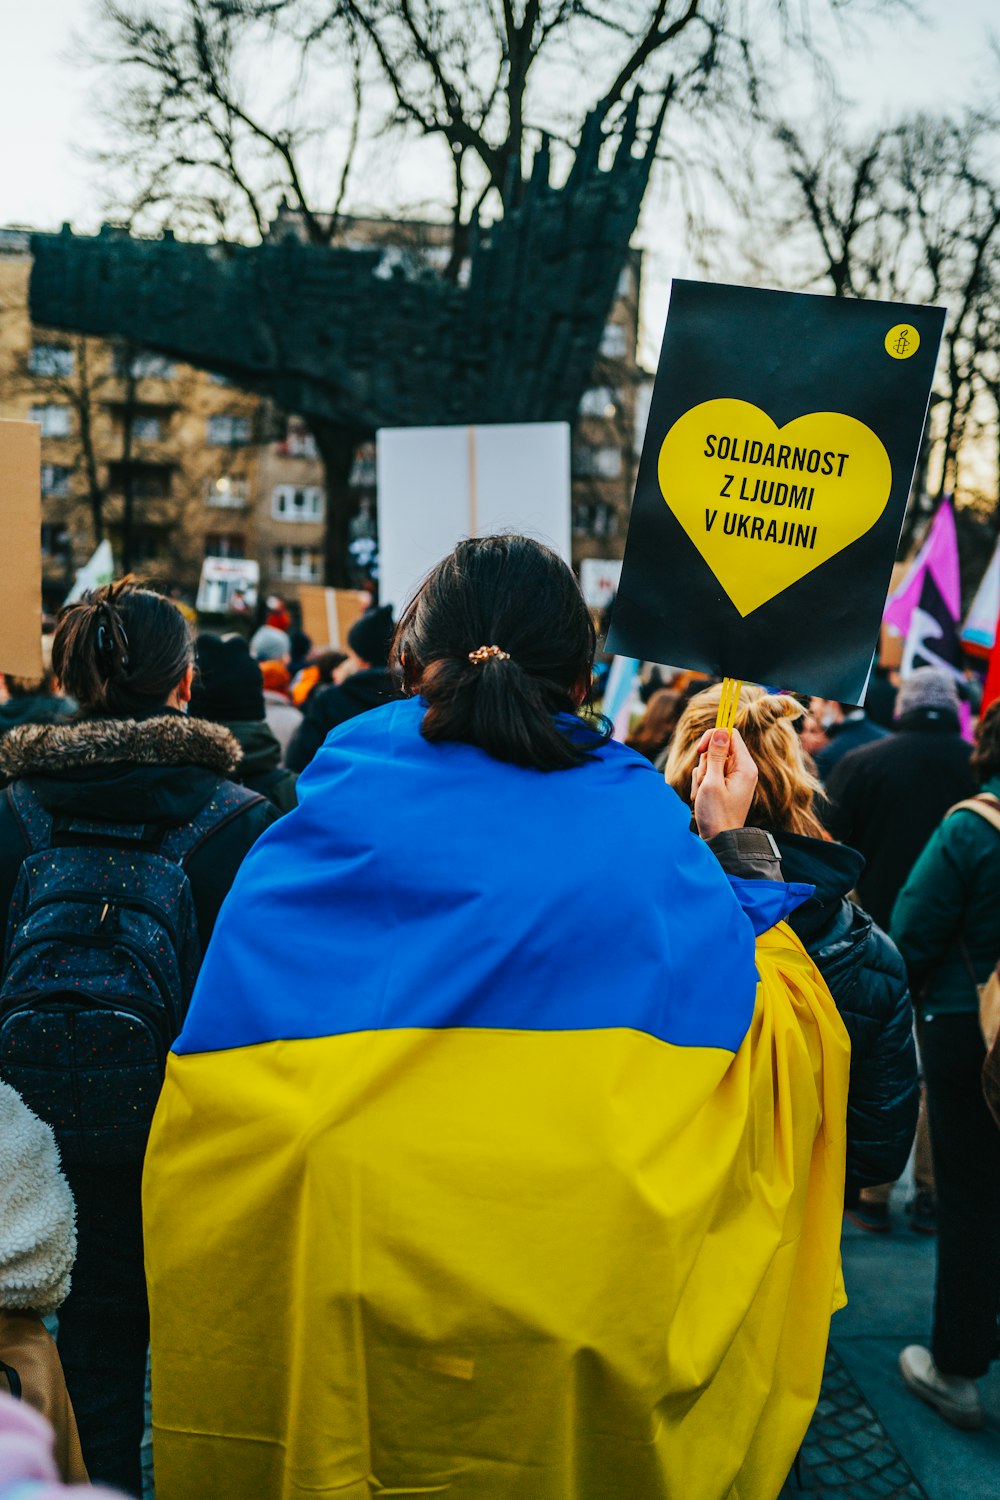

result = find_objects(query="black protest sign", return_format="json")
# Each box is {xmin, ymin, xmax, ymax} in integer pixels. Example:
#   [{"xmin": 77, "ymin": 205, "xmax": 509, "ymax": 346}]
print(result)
[{"xmin": 606, "ymin": 281, "xmax": 946, "ymax": 701}]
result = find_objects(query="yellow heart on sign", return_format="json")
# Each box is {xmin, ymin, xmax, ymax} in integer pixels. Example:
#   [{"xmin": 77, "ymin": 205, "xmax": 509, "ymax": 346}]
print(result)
[{"xmin": 658, "ymin": 398, "xmax": 893, "ymax": 617}]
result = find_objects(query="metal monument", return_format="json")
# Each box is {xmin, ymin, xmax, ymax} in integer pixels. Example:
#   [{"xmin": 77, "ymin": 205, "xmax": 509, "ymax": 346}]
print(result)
[{"xmin": 30, "ymin": 97, "xmax": 664, "ymax": 583}]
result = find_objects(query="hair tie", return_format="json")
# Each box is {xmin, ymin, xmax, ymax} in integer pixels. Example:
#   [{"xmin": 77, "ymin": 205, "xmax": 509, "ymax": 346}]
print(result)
[
  {"xmin": 468, "ymin": 645, "xmax": 511, "ymax": 666},
  {"xmin": 95, "ymin": 600, "xmax": 129, "ymax": 676}
]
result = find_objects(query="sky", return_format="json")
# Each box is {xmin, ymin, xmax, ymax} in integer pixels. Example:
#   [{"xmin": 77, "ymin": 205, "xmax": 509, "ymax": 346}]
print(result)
[{"xmin": 0, "ymin": 0, "xmax": 997, "ymax": 360}]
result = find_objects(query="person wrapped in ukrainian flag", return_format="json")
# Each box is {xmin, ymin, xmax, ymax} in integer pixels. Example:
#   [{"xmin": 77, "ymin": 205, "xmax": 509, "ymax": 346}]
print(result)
[{"xmin": 143, "ymin": 535, "xmax": 850, "ymax": 1500}]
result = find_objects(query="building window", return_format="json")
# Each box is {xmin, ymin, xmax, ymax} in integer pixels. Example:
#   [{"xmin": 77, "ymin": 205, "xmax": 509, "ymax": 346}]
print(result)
[
  {"xmin": 29, "ymin": 405, "xmax": 72, "ymax": 439},
  {"xmin": 572, "ymin": 502, "xmax": 618, "ymax": 540},
  {"xmin": 113, "ymin": 349, "xmax": 176, "ymax": 380},
  {"xmin": 275, "ymin": 546, "xmax": 322, "ymax": 582},
  {"xmin": 272, "ymin": 485, "xmax": 324, "ymax": 522},
  {"xmin": 206, "ymin": 476, "xmax": 248, "ymax": 508},
  {"xmin": 279, "ymin": 417, "xmax": 319, "ymax": 460},
  {"xmin": 29, "ymin": 344, "xmax": 74, "ymax": 378},
  {"xmin": 573, "ymin": 445, "xmax": 622, "ymax": 479},
  {"xmin": 207, "ymin": 413, "xmax": 251, "ymax": 446},
  {"xmin": 40, "ymin": 523, "xmax": 71, "ymax": 557},
  {"xmin": 599, "ymin": 322, "xmax": 628, "ymax": 358},
  {"xmin": 205, "ymin": 533, "xmax": 246, "ymax": 559},
  {"xmin": 578, "ymin": 386, "xmax": 619, "ymax": 419},
  {"xmin": 106, "ymin": 461, "xmax": 172, "ymax": 500},
  {"xmin": 41, "ymin": 464, "xmax": 71, "ymax": 497},
  {"xmin": 130, "ymin": 414, "xmax": 163, "ymax": 441}
]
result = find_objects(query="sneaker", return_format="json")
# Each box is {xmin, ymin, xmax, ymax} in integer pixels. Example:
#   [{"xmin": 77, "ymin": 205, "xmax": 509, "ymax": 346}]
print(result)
[
  {"xmin": 844, "ymin": 1199, "xmax": 891, "ymax": 1233},
  {"xmin": 899, "ymin": 1345, "xmax": 983, "ymax": 1429},
  {"xmin": 906, "ymin": 1189, "xmax": 937, "ymax": 1236}
]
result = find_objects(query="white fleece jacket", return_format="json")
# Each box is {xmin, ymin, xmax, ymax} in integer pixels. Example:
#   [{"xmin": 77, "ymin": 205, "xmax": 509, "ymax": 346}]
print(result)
[{"xmin": 0, "ymin": 1082, "xmax": 75, "ymax": 1316}]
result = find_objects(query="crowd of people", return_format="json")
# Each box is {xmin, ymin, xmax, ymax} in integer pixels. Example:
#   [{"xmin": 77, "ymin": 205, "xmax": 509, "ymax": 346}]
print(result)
[{"xmin": 0, "ymin": 537, "xmax": 995, "ymax": 1499}]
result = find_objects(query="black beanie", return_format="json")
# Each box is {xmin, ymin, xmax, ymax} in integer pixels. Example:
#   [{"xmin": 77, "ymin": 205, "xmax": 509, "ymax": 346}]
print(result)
[
  {"xmin": 190, "ymin": 634, "xmax": 266, "ymax": 723},
  {"xmin": 347, "ymin": 604, "xmax": 395, "ymax": 668}
]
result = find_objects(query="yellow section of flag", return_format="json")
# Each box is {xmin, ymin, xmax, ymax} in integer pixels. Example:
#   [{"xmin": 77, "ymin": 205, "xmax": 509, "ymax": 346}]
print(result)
[{"xmin": 144, "ymin": 924, "xmax": 848, "ymax": 1500}]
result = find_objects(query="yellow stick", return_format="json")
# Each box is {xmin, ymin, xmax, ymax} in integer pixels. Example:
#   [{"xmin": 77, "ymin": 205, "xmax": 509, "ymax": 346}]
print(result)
[{"xmin": 715, "ymin": 677, "xmax": 743, "ymax": 732}]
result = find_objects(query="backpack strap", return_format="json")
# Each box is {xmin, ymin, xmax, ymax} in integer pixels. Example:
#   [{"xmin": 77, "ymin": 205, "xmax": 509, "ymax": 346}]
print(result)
[
  {"xmin": 6, "ymin": 783, "xmax": 53, "ymax": 855},
  {"xmin": 160, "ymin": 780, "xmax": 267, "ymax": 867},
  {"xmin": 946, "ymin": 793, "xmax": 1000, "ymax": 840},
  {"xmin": 0, "ymin": 1358, "xmax": 22, "ymax": 1399}
]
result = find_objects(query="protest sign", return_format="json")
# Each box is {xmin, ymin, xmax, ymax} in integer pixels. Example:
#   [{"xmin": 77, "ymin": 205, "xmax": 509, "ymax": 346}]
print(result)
[
  {"xmin": 196, "ymin": 557, "xmax": 259, "ymax": 616},
  {"xmin": 579, "ymin": 558, "xmax": 623, "ymax": 611},
  {"xmin": 298, "ymin": 586, "xmax": 368, "ymax": 649},
  {"xmin": 607, "ymin": 281, "xmax": 946, "ymax": 702},
  {"xmin": 377, "ymin": 423, "xmax": 570, "ymax": 611},
  {"xmin": 0, "ymin": 421, "xmax": 42, "ymax": 679}
]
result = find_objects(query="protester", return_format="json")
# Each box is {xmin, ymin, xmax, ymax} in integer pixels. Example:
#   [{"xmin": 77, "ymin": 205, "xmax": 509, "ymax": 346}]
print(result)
[
  {"xmin": 265, "ymin": 596, "xmax": 291, "ymax": 633},
  {"xmin": 625, "ymin": 687, "xmax": 682, "ymax": 764},
  {"xmin": 287, "ymin": 629, "xmax": 312, "ymax": 681},
  {"xmin": 0, "ymin": 1080, "xmax": 84, "ymax": 1483},
  {"xmin": 285, "ymin": 603, "xmax": 396, "ymax": 772},
  {"xmin": 825, "ymin": 668, "xmax": 975, "ymax": 931},
  {"xmin": 667, "ymin": 683, "xmax": 918, "ymax": 1204},
  {"xmin": 810, "ymin": 698, "xmax": 889, "ymax": 781},
  {"xmin": 259, "ymin": 659, "xmax": 302, "ymax": 758},
  {"xmin": 290, "ymin": 649, "xmax": 347, "ymax": 708},
  {"xmin": 189, "ymin": 634, "xmax": 298, "ymax": 813},
  {"xmin": 798, "ymin": 710, "xmax": 829, "ymax": 761},
  {"xmin": 145, "ymin": 535, "xmax": 851, "ymax": 1500},
  {"xmin": 0, "ymin": 643, "xmax": 75, "ymax": 748},
  {"xmin": 0, "ymin": 582, "xmax": 276, "ymax": 1495},
  {"xmin": 891, "ymin": 699, "xmax": 1000, "ymax": 1431}
]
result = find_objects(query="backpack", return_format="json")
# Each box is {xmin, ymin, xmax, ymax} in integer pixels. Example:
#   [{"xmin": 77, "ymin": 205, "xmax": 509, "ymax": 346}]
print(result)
[{"xmin": 0, "ymin": 779, "xmax": 262, "ymax": 1165}]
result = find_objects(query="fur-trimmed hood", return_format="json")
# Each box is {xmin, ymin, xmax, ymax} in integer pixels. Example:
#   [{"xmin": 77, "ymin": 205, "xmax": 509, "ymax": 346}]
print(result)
[{"xmin": 0, "ymin": 714, "xmax": 241, "ymax": 782}]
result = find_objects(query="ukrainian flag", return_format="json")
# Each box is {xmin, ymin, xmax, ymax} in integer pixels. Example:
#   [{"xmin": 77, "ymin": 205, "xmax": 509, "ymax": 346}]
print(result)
[{"xmin": 144, "ymin": 698, "xmax": 849, "ymax": 1500}]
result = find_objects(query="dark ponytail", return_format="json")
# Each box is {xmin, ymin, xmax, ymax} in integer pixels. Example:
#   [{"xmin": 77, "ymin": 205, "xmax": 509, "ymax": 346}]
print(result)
[
  {"xmin": 53, "ymin": 579, "xmax": 194, "ymax": 719},
  {"xmin": 392, "ymin": 535, "xmax": 608, "ymax": 771}
]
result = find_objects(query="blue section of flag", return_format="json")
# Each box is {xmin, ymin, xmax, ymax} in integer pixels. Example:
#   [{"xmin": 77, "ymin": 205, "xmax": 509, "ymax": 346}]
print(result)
[{"xmin": 176, "ymin": 699, "xmax": 797, "ymax": 1057}]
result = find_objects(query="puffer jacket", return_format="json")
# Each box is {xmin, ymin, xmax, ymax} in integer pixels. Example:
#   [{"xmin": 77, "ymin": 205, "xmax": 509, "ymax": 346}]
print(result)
[
  {"xmin": 774, "ymin": 830, "xmax": 918, "ymax": 1203},
  {"xmin": 890, "ymin": 774, "xmax": 1000, "ymax": 1021}
]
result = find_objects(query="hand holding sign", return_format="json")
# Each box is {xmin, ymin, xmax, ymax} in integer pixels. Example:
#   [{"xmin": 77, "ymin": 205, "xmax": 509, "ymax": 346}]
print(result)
[
  {"xmin": 607, "ymin": 281, "xmax": 946, "ymax": 702},
  {"xmin": 691, "ymin": 726, "xmax": 758, "ymax": 840}
]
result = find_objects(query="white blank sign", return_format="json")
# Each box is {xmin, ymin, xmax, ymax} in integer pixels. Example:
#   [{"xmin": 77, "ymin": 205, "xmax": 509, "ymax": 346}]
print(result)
[{"xmin": 376, "ymin": 423, "xmax": 571, "ymax": 614}]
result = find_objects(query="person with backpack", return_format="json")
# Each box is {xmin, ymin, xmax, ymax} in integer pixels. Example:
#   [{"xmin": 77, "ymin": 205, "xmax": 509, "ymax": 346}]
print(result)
[
  {"xmin": 890, "ymin": 697, "xmax": 1000, "ymax": 1431},
  {"xmin": 0, "ymin": 582, "xmax": 276, "ymax": 1496}
]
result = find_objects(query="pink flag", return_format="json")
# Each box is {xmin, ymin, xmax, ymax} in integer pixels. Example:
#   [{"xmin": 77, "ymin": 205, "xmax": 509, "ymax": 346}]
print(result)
[{"xmin": 883, "ymin": 499, "xmax": 961, "ymax": 641}]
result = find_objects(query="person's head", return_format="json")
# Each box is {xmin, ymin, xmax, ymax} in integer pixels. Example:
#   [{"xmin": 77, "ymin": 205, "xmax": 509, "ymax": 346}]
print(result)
[
  {"xmin": 972, "ymin": 699, "xmax": 1000, "ymax": 784},
  {"xmin": 53, "ymin": 580, "xmax": 194, "ymax": 719},
  {"xmin": 665, "ymin": 683, "xmax": 826, "ymax": 838},
  {"xmin": 393, "ymin": 534, "xmax": 602, "ymax": 771},
  {"xmin": 894, "ymin": 667, "xmax": 960, "ymax": 726},
  {"xmin": 798, "ymin": 712, "xmax": 829, "ymax": 758},
  {"xmin": 189, "ymin": 634, "xmax": 265, "ymax": 725},
  {"xmin": 249, "ymin": 625, "xmax": 291, "ymax": 664},
  {"xmin": 347, "ymin": 605, "xmax": 395, "ymax": 671},
  {"xmin": 626, "ymin": 689, "xmax": 683, "ymax": 761}
]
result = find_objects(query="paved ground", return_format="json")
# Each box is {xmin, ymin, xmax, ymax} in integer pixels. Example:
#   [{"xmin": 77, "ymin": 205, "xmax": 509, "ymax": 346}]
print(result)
[{"xmin": 783, "ymin": 1176, "xmax": 999, "ymax": 1498}]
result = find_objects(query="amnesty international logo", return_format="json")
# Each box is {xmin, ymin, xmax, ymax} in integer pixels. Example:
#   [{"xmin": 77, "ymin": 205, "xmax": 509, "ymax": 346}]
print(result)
[{"xmin": 884, "ymin": 324, "xmax": 920, "ymax": 360}]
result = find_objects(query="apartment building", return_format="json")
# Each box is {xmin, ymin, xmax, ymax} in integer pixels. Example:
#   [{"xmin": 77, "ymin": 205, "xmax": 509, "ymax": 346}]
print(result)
[{"xmin": 1, "ymin": 221, "xmax": 648, "ymax": 608}]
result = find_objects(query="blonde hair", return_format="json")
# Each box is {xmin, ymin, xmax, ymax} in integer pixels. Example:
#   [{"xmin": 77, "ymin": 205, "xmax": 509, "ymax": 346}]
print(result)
[{"xmin": 664, "ymin": 683, "xmax": 827, "ymax": 840}]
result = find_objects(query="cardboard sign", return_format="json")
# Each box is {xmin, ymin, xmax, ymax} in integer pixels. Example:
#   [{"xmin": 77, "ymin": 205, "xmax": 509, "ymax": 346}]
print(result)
[
  {"xmin": 0, "ymin": 421, "xmax": 43, "ymax": 679},
  {"xmin": 607, "ymin": 282, "xmax": 946, "ymax": 701},
  {"xmin": 196, "ymin": 557, "xmax": 260, "ymax": 616},
  {"xmin": 377, "ymin": 423, "xmax": 571, "ymax": 612},
  {"xmin": 298, "ymin": 586, "xmax": 368, "ymax": 649}
]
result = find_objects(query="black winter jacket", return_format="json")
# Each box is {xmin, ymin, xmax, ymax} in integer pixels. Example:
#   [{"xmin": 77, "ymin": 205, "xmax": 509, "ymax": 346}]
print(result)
[
  {"xmin": 286, "ymin": 668, "xmax": 397, "ymax": 772},
  {"xmin": 775, "ymin": 829, "xmax": 919, "ymax": 1203},
  {"xmin": 0, "ymin": 711, "xmax": 277, "ymax": 954}
]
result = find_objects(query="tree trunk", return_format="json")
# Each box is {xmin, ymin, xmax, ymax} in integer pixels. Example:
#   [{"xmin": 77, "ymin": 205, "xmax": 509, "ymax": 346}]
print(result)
[{"xmin": 312, "ymin": 420, "xmax": 364, "ymax": 587}]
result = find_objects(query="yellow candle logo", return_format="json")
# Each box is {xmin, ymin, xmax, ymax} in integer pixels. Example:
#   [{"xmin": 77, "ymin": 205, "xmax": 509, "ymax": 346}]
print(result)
[
  {"xmin": 885, "ymin": 324, "xmax": 920, "ymax": 359},
  {"xmin": 658, "ymin": 398, "xmax": 893, "ymax": 616}
]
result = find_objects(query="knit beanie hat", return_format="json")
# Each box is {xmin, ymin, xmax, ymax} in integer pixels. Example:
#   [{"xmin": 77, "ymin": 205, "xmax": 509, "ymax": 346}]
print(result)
[
  {"xmin": 894, "ymin": 666, "xmax": 961, "ymax": 721},
  {"xmin": 347, "ymin": 605, "xmax": 395, "ymax": 668},
  {"xmin": 190, "ymin": 634, "xmax": 266, "ymax": 723},
  {"xmin": 250, "ymin": 625, "xmax": 291, "ymax": 663}
]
